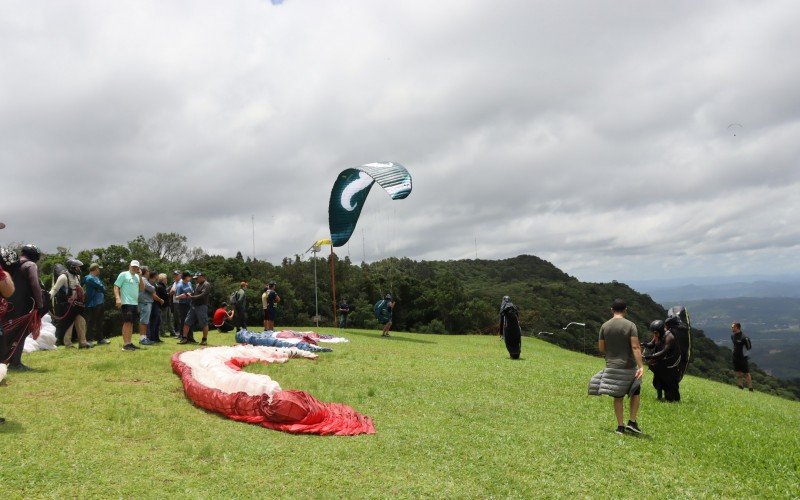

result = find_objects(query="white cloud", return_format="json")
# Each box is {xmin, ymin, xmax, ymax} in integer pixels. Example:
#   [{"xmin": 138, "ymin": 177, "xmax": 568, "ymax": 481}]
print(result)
[{"xmin": 1, "ymin": 0, "xmax": 798, "ymax": 282}]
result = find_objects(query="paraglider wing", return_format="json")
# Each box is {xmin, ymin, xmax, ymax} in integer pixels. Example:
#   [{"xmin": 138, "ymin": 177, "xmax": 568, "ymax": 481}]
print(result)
[
  {"xmin": 727, "ymin": 123, "xmax": 743, "ymax": 136},
  {"xmin": 328, "ymin": 162, "xmax": 412, "ymax": 247}
]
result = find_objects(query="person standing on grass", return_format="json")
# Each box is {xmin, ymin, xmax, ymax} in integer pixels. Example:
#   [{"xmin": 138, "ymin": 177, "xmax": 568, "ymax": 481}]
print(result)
[
  {"xmin": 264, "ymin": 281, "xmax": 280, "ymax": 332},
  {"xmin": 731, "ymin": 322, "xmax": 753, "ymax": 392},
  {"xmin": 374, "ymin": 293, "xmax": 395, "ymax": 337},
  {"xmin": 51, "ymin": 257, "xmax": 92, "ymax": 349},
  {"xmin": 598, "ymin": 299, "xmax": 644, "ymax": 435},
  {"xmin": 174, "ymin": 271, "xmax": 193, "ymax": 342},
  {"xmin": 114, "ymin": 260, "xmax": 145, "ymax": 351},
  {"xmin": 137, "ymin": 267, "xmax": 164, "ymax": 345},
  {"xmin": 146, "ymin": 272, "xmax": 169, "ymax": 344},
  {"xmin": 167, "ymin": 270, "xmax": 181, "ymax": 336},
  {"xmin": 4, "ymin": 244, "xmax": 44, "ymax": 370},
  {"xmin": 179, "ymin": 272, "xmax": 210, "ymax": 345},
  {"xmin": 83, "ymin": 263, "xmax": 109, "ymax": 345},
  {"xmin": 338, "ymin": 298, "xmax": 350, "ymax": 329},
  {"xmin": 642, "ymin": 319, "xmax": 680, "ymax": 402},
  {"xmin": 232, "ymin": 281, "xmax": 248, "ymax": 331},
  {"xmin": 0, "ymin": 238, "xmax": 15, "ymax": 425}
]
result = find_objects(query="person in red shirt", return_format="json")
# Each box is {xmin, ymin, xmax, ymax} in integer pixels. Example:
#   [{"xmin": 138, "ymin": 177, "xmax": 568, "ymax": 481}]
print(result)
[{"xmin": 212, "ymin": 302, "xmax": 235, "ymax": 333}]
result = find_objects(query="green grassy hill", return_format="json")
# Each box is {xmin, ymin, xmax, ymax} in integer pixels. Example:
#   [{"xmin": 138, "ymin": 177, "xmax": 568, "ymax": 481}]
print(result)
[{"xmin": 1, "ymin": 329, "xmax": 797, "ymax": 498}]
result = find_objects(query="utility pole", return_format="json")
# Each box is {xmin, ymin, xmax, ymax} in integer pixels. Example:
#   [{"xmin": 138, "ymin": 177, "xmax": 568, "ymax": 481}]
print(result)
[{"xmin": 251, "ymin": 215, "xmax": 256, "ymax": 260}]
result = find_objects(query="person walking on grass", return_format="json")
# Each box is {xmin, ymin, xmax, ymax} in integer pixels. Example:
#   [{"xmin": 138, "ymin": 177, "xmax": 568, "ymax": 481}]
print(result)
[
  {"xmin": 374, "ymin": 293, "xmax": 395, "ymax": 337},
  {"xmin": 114, "ymin": 260, "xmax": 145, "ymax": 351},
  {"xmin": 597, "ymin": 299, "xmax": 644, "ymax": 435},
  {"xmin": 731, "ymin": 322, "xmax": 753, "ymax": 392},
  {"xmin": 179, "ymin": 272, "xmax": 210, "ymax": 345},
  {"xmin": 83, "ymin": 262, "xmax": 109, "ymax": 345}
]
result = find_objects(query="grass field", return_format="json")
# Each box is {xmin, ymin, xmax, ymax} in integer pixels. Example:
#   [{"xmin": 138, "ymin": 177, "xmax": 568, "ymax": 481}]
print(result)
[{"xmin": 1, "ymin": 328, "xmax": 798, "ymax": 498}]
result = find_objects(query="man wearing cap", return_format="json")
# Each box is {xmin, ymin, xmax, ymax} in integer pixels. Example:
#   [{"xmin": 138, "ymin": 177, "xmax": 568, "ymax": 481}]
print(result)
[
  {"xmin": 598, "ymin": 299, "xmax": 645, "ymax": 435},
  {"xmin": 174, "ymin": 271, "xmax": 193, "ymax": 342},
  {"xmin": 83, "ymin": 263, "xmax": 108, "ymax": 345},
  {"xmin": 179, "ymin": 272, "xmax": 211, "ymax": 345},
  {"xmin": 113, "ymin": 260, "xmax": 145, "ymax": 351}
]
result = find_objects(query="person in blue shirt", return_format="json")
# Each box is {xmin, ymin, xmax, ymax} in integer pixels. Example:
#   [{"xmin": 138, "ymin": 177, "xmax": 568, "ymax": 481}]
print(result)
[
  {"xmin": 174, "ymin": 271, "xmax": 194, "ymax": 342},
  {"xmin": 82, "ymin": 263, "xmax": 109, "ymax": 345}
]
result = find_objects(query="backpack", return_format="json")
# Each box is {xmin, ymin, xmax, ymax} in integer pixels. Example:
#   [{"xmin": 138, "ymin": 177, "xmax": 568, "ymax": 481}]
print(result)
[
  {"xmin": 373, "ymin": 299, "xmax": 391, "ymax": 323},
  {"xmin": 229, "ymin": 290, "xmax": 239, "ymax": 306},
  {"xmin": 744, "ymin": 336, "xmax": 752, "ymax": 351}
]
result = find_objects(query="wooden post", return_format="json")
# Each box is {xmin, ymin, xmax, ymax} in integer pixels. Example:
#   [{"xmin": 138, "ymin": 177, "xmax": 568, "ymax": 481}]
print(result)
[{"xmin": 330, "ymin": 246, "xmax": 337, "ymax": 326}]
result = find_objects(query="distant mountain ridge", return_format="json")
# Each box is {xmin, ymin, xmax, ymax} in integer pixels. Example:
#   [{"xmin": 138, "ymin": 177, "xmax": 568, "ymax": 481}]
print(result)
[{"xmin": 634, "ymin": 280, "xmax": 800, "ymax": 303}]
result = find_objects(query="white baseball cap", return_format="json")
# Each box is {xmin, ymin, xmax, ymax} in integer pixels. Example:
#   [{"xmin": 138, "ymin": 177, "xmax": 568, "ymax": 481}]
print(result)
[{"xmin": 130, "ymin": 260, "xmax": 141, "ymax": 267}]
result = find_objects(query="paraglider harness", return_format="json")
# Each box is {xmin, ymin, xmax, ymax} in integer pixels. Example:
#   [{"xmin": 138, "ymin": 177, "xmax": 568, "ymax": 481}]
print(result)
[
  {"xmin": 373, "ymin": 298, "xmax": 392, "ymax": 324},
  {"xmin": 0, "ymin": 257, "xmax": 43, "ymax": 364},
  {"xmin": 664, "ymin": 306, "xmax": 692, "ymax": 380},
  {"xmin": 51, "ymin": 264, "xmax": 85, "ymax": 323},
  {"xmin": 499, "ymin": 297, "xmax": 522, "ymax": 359}
]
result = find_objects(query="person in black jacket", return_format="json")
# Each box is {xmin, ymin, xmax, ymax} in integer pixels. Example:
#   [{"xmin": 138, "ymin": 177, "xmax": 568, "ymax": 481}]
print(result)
[
  {"xmin": 3, "ymin": 244, "xmax": 44, "ymax": 370},
  {"xmin": 642, "ymin": 319, "xmax": 681, "ymax": 402},
  {"xmin": 499, "ymin": 296, "xmax": 522, "ymax": 359},
  {"xmin": 731, "ymin": 322, "xmax": 753, "ymax": 391}
]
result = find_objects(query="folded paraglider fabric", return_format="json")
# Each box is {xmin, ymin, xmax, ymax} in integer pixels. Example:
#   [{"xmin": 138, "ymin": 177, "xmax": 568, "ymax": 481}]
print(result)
[
  {"xmin": 24, "ymin": 314, "xmax": 57, "ymax": 352},
  {"xmin": 273, "ymin": 330, "xmax": 349, "ymax": 344},
  {"xmin": 236, "ymin": 329, "xmax": 333, "ymax": 353},
  {"xmin": 172, "ymin": 345, "xmax": 375, "ymax": 436},
  {"xmin": 0, "ymin": 363, "xmax": 6, "ymax": 383},
  {"xmin": 588, "ymin": 367, "xmax": 640, "ymax": 398}
]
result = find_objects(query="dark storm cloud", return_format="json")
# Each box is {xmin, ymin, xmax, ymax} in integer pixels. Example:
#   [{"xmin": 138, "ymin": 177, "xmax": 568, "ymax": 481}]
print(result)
[{"xmin": 1, "ymin": 0, "xmax": 798, "ymax": 281}]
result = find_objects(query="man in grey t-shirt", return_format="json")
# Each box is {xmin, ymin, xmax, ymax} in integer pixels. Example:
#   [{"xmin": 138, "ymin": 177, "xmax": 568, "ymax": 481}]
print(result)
[{"xmin": 598, "ymin": 299, "xmax": 644, "ymax": 435}]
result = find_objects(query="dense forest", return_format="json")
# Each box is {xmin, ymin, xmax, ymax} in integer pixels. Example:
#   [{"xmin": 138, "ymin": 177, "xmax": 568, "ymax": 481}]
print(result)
[{"xmin": 25, "ymin": 232, "xmax": 800, "ymax": 400}]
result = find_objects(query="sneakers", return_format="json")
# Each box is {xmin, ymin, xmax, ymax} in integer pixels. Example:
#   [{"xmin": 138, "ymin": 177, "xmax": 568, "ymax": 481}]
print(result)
[
  {"xmin": 200, "ymin": 339, "xmax": 207, "ymax": 346},
  {"xmin": 122, "ymin": 343, "xmax": 140, "ymax": 351},
  {"xmin": 78, "ymin": 343, "xmax": 94, "ymax": 349},
  {"xmin": 625, "ymin": 420, "xmax": 643, "ymax": 435},
  {"xmin": 177, "ymin": 339, "xmax": 188, "ymax": 345},
  {"xmin": 139, "ymin": 339, "xmax": 155, "ymax": 345},
  {"xmin": 615, "ymin": 425, "xmax": 625, "ymax": 435},
  {"xmin": 96, "ymin": 339, "xmax": 111, "ymax": 345},
  {"xmin": 8, "ymin": 363, "xmax": 32, "ymax": 372}
]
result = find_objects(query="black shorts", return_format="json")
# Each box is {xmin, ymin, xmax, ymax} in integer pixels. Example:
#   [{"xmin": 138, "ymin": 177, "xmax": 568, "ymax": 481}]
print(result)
[
  {"xmin": 121, "ymin": 304, "xmax": 138, "ymax": 323},
  {"xmin": 264, "ymin": 308, "xmax": 276, "ymax": 321},
  {"xmin": 733, "ymin": 356, "xmax": 750, "ymax": 373}
]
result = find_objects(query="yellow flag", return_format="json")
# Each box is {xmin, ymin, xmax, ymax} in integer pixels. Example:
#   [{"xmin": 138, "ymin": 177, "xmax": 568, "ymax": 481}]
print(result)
[{"xmin": 314, "ymin": 238, "xmax": 332, "ymax": 247}]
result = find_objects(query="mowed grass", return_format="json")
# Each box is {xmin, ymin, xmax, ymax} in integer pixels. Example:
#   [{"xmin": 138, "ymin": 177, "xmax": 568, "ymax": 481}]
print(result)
[{"xmin": 1, "ymin": 328, "xmax": 798, "ymax": 498}]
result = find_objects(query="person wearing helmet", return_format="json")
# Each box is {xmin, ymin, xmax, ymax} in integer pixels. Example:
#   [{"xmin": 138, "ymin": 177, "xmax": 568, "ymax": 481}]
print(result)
[
  {"xmin": 499, "ymin": 296, "xmax": 522, "ymax": 359},
  {"xmin": 3, "ymin": 244, "xmax": 44, "ymax": 370},
  {"xmin": 374, "ymin": 293, "xmax": 395, "ymax": 337},
  {"xmin": 50, "ymin": 258, "xmax": 92, "ymax": 349},
  {"xmin": 263, "ymin": 281, "xmax": 280, "ymax": 332},
  {"xmin": 643, "ymin": 318, "xmax": 681, "ymax": 402}
]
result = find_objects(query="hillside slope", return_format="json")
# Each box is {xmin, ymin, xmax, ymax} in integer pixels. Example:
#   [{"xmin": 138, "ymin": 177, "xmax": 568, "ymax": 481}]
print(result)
[{"xmin": 1, "ymin": 330, "xmax": 797, "ymax": 498}]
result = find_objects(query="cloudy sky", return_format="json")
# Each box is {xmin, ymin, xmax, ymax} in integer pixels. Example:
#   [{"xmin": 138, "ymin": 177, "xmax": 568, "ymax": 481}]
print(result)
[{"xmin": 1, "ymin": 0, "xmax": 798, "ymax": 282}]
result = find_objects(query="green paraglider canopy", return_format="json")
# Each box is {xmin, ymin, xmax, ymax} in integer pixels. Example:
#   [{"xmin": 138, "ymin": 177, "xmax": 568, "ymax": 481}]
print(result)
[{"xmin": 328, "ymin": 162, "xmax": 412, "ymax": 247}]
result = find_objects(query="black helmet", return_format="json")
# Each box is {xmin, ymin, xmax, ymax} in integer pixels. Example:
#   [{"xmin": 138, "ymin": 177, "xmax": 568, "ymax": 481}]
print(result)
[
  {"xmin": 21, "ymin": 244, "xmax": 41, "ymax": 262},
  {"xmin": 385, "ymin": 293, "xmax": 392, "ymax": 300},
  {"xmin": 0, "ymin": 247, "xmax": 19, "ymax": 268},
  {"xmin": 66, "ymin": 257, "xmax": 84, "ymax": 274},
  {"xmin": 649, "ymin": 320, "xmax": 665, "ymax": 333}
]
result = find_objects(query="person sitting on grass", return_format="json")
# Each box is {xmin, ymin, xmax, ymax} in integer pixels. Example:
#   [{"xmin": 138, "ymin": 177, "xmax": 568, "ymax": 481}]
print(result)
[{"xmin": 212, "ymin": 302, "xmax": 235, "ymax": 333}]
